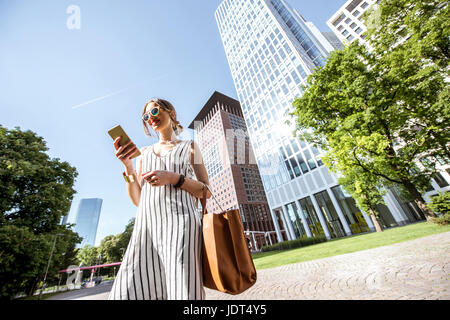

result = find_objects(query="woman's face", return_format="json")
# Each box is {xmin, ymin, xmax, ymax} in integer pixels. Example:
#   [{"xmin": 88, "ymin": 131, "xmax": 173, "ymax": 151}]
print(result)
[{"xmin": 145, "ymin": 101, "xmax": 175, "ymax": 133}]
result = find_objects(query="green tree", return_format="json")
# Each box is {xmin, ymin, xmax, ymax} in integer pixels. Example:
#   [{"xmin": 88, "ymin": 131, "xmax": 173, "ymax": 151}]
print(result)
[
  {"xmin": 0, "ymin": 126, "xmax": 78, "ymax": 233},
  {"xmin": 291, "ymin": 0, "xmax": 449, "ymax": 222},
  {"xmin": 76, "ymin": 245, "xmax": 99, "ymax": 267},
  {"xmin": 115, "ymin": 218, "xmax": 134, "ymax": 255},
  {"xmin": 0, "ymin": 225, "xmax": 49, "ymax": 299},
  {"xmin": 0, "ymin": 126, "xmax": 80, "ymax": 299},
  {"xmin": 364, "ymin": 0, "xmax": 450, "ymax": 160},
  {"xmin": 98, "ymin": 235, "xmax": 122, "ymax": 264},
  {"xmin": 291, "ymin": 0, "xmax": 450, "ymax": 219},
  {"xmin": 323, "ymin": 152, "xmax": 386, "ymax": 232}
]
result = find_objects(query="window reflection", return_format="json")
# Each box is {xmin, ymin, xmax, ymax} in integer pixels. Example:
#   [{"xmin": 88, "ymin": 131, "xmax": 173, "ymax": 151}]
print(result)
[
  {"xmin": 289, "ymin": 157, "xmax": 301, "ymax": 177},
  {"xmin": 314, "ymin": 191, "xmax": 345, "ymax": 238},
  {"xmin": 285, "ymin": 202, "xmax": 305, "ymax": 238},
  {"xmin": 303, "ymin": 149, "xmax": 316, "ymax": 170},
  {"xmin": 331, "ymin": 186, "xmax": 369, "ymax": 234},
  {"xmin": 296, "ymin": 153, "xmax": 309, "ymax": 173},
  {"xmin": 298, "ymin": 197, "xmax": 324, "ymax": 237}
]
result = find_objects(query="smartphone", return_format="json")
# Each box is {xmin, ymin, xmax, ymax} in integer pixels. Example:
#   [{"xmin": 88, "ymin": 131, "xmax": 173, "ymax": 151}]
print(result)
[{"xmin": 108, "ymin": 125, "xmax": 141, "ymax": 159}]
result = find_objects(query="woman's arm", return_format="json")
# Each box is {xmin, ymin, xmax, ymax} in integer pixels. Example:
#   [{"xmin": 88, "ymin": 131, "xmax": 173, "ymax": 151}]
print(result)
[
  {"xmin": 123, "ymin": 147, "xmax": 145, "ymax": 206},
  {"xmin": 178, "ymin": 140, "xmax": 211, "ymax": 199}
]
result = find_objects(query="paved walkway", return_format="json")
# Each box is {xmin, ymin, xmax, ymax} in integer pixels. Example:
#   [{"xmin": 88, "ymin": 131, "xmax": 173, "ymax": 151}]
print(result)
[
  {"xmin": 205, "ymin": 231, "xmax": 450, "ymax": 300},
  {"xmin": 49, "ymin": 231, "xmax": 450, "ymax": 300}
]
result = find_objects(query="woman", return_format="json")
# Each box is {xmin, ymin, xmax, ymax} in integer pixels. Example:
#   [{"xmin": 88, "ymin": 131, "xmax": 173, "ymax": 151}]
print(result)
[{"xmin": 108, "ymin": 98, "xmax": 211, "ymax": 300}]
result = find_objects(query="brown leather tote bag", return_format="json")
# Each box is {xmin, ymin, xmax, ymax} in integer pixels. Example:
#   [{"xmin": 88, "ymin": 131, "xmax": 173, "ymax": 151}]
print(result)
[{"xmin": 199, "ymin": 183, "xmax": 257, "ymax": 295}]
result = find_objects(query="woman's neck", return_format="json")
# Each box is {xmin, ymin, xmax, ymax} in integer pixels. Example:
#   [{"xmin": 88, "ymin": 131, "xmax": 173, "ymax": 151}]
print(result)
[{"xmin": 159, "ymin": 127, "xmax": 178, "ymax": 143}]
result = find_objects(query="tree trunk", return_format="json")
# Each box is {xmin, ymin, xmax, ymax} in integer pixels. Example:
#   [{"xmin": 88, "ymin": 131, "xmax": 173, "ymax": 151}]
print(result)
[
  {"xmin": 402, "ymin": 179, "xmax": 437, "ymax": 221},
  {"xmin": 27, "ymin": 278, "xmax": 39, "ymax": 297},
  {"xmin": 369, "ymin": 208, "xmax": 383, "ymax": 232}
]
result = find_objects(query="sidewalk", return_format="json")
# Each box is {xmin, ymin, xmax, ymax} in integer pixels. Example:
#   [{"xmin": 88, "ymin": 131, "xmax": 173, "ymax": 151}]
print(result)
[
  {"xmin": 205, "ymin": 231, "xmax": 450, "ymax": 300},
  {"xmin": 49, "ymin": 231, "xmax": 450, "ymax": 300}
]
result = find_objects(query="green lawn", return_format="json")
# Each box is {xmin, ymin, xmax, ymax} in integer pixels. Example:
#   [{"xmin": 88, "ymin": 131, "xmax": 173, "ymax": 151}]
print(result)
[{"xmin": 252, "ymin": 221, "xmax": 450, "ymax": 270}]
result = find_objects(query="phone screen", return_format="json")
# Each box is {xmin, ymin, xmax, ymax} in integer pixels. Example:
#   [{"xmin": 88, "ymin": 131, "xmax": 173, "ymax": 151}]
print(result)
[{"xmin": 108, "ymin": 125, "xmax": 141, "ymax": 159}]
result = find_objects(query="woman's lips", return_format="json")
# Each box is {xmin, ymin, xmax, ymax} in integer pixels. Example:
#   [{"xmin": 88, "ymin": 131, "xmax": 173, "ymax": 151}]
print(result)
[{"xmin": 151, "ymin": 119, "xmax": 160, "ymax": 126}]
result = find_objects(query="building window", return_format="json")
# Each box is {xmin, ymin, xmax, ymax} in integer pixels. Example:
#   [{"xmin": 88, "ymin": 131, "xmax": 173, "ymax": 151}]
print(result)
[
  {"xmin": 303, "ymin": 149, "xmax": 316, "ymax": 170},
  {"xmin": 353, "ymin": 10, "xmax": 360, "ymax": 17},
  {"xmin": 361, "ymin": 2, "xmax": 369, "ymax": 9},
  {"xmin": 298, "ymin": 196, "xmax": 324, "ymax": 237},
  {"xmin": 332, "ymin": 13, "xmax": 346, "ymax": 26},
  {"xmin": 314, "ymin": 190, "xmax": 345, "ymax": 238},
  {"xmin": 331, "ymin": 186, "xmax": 370, "ymax": 234},
  {"xmin": 285, "ymin": 202, "xmax": 306, "ymax": 238},
  {"xmin": 296, "ymin": 153, "xmax": 309, "ymax": 173},
  {"xmin": 342, "ymin": 30, "xmax": 349, "ymax": 36},
  {"xmin": 347, "ymin": 34, "xmax": 355, "ymax": 41},
  {"xmin": 289, "ymin": 157, "xmax": 302, "ymax": 177},
  {"xmin": 350, "ymin": 22, "xmax": 357, "ymax": 29},
  {"xmin": 433, "ymin": 172, "xmax": 449, "ymax": 188},
  {"xmin": 355, "ymin": 27, "xmax": 362, "ymax": 34}
]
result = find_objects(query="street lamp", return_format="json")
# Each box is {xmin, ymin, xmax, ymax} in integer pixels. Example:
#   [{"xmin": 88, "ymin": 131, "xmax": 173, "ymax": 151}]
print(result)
[
  {"xmin": 38, "ymin": 233, "xmax": 64, "ymax": 300},
  {"xmin": 97, "ymin": 254, "xmax": 102, "ymax": 277}
]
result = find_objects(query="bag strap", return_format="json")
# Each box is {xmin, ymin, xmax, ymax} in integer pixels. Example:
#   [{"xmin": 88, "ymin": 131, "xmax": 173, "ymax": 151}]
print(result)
[{"xmin": 200, "ymin": 182, "xmax": 225, "ymax": 215}]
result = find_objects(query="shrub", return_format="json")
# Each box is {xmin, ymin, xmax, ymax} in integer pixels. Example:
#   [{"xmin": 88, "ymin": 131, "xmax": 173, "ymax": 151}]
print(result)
[
  {"xmin": 428, "ymin": 192, "xmax": 450, "ymax": 225},
  {"xmin": 260, "ymin": 236, "xmax": 327, "ymax": 252}
]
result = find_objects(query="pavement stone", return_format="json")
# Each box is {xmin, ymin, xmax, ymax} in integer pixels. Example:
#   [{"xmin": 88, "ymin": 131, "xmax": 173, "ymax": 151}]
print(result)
[{"xmin": 204, "ymin": 231, "xmax": 450, "ymax": 300}]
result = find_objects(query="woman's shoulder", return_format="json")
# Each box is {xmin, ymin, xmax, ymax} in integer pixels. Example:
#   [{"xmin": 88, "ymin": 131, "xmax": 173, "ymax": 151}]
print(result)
[{"xmin": 138, "ymin": 145, "xmax": 154, "ymax": 156}]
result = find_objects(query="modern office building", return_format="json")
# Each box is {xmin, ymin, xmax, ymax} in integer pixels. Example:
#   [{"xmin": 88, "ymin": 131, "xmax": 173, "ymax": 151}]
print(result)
[
  {"xmin": 214, "ymin": 0, "xmax": 436, "ymax": 242},
  {"xmin": 326, "ymin": 0, "xmax": 377, "ymax": 46},
  {"xmin": 73, "ymin": 198, "xmax": 103, "ymax": 248},
  {"xmin": 189, "ymin": 91, "xmax": 279, "ymax": 249},
  {"xmin": 60, "ymin": 214, "xmax": 69, "ymax": 225}
]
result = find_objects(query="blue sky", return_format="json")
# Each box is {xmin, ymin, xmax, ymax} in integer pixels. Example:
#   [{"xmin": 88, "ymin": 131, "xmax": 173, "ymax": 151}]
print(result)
[{"xmin": 0, "ymin": 0, "xmax": 344, "ymax": 246}]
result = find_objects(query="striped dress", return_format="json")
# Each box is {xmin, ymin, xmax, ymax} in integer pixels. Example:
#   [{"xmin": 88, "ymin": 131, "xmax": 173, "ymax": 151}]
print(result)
[{"xmin": 108, "ymin": 139, "xmax": 205, "ymax": 300}]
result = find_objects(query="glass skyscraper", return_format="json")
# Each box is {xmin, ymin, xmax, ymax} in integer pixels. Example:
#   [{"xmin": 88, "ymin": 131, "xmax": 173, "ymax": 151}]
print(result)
[
  {"xmin": 74, "ymin": 198, "xmax": 103, "ymax": 248},
  {"xmin": 215, "ymin": 0, "xmax": 383, "ymax": 241}
]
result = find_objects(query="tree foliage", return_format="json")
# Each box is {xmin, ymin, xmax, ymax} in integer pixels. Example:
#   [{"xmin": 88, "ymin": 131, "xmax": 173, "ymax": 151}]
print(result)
[
  {"xmin": 0, "ymin": 126, "xmax": 80, "ymax": 299},
  {"xmin": 291, "ymin": 0, "xmax": 449, "ymax": 221},
  {"xmin": 0, "ymin": 126, "xmax": 78, "ymax": 233}
]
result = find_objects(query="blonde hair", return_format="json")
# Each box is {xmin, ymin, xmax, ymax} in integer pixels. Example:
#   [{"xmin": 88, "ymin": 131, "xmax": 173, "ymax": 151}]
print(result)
[{"xmin": 141, "ymin": 98, "xmax": 184, "ymax": 137}]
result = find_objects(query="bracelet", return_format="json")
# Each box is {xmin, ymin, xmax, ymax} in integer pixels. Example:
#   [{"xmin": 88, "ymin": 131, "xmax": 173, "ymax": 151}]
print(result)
[
  {"xmin": 173, "ymin": 174, "xmax": 185, "ymax": 188},
  {"xmin": 123, "ymin": 171, "xmax": 137, "ymax": 183}
]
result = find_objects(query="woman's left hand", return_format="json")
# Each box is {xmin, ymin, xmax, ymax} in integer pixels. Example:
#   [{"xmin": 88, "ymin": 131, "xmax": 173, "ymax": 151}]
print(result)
[{"xmin": 142, "ymin": 170, "xmax": 179, "ymax": 187}]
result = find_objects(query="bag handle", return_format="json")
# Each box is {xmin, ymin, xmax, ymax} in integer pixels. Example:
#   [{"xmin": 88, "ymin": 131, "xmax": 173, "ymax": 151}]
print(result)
[{"xmin": 200, "ymin": 182, "xmax": 225, "ymax": 215}]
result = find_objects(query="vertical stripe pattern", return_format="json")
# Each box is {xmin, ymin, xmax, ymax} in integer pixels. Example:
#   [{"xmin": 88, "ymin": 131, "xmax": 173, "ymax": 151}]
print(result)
[{"xmin": 108, "ymin": 139, "xmax": 205, "ymax": 300}]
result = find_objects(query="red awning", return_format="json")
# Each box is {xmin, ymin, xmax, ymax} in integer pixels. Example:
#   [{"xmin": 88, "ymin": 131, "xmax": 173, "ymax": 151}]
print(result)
[{"xmin": 59, "ymin": 262, "xmax": 122, "ymax": 273}]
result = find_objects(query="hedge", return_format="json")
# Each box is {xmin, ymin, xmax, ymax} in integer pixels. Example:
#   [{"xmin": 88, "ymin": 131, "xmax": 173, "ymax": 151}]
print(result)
[{"xmin": 260, "ymin": 235, "xmax": 327, "ymax": 252}]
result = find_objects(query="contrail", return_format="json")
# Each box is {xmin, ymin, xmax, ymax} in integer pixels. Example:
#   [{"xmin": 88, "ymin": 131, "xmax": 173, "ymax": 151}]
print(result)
[
  {"xmin": 71, "ymin": 88, "xmax": 129, "ymax": 109},
  {"xmin": 70, "ymin": 66, "xmax": 194, "ymax": 110}
]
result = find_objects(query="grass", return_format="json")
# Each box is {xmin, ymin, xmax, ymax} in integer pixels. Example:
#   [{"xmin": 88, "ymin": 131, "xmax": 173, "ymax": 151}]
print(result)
[
  {"xmin": 251, "ymin": 221, "xmax": 450, "ymax": 270},
  {"xmin": 17, "ymin": 291, "xmax": 66, "ymax": 300}
]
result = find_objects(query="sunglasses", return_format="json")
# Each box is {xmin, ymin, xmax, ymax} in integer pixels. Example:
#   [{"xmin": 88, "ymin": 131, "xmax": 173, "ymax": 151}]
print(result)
[{"xmin": 142, "ymin": 105, "xmax": 168, "ymax": 122}]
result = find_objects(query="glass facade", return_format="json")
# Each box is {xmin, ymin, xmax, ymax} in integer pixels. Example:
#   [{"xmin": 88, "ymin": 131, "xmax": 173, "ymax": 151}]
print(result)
[
  {"xmin": 298, "ymin": 196, "xmax": 324, "ymax": 237},
  {"xmin": 74, "ymin": 198, "xmax": 102, "ymax": 248},
  {"xmin": 216, "ymin": 0, "xmax": 378, "ymax": 241},
  {"xmin": 314, "ymin": 190, "xmax": 346, "ymax": 238},
  {"xmin": 285, "ymin": 202, "xmax": 306, "ymax": 238},
  {"xmin": 216, "ymin": 0, "xmax": 331, "ymax": 194},
  {"xmin": 331, "ymin": 186, "xmax": 370, "ymax": 234}
]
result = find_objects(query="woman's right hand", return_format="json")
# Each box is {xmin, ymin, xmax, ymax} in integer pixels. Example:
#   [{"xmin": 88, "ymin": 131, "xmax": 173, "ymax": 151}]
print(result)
[{"xmin": 114, "ymin": 136, "xmax": 138, "ymax": 168}]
